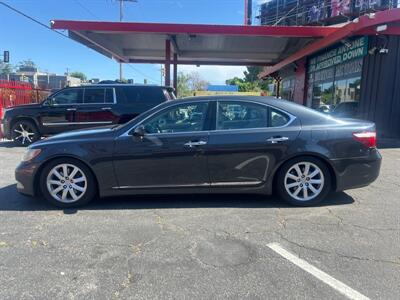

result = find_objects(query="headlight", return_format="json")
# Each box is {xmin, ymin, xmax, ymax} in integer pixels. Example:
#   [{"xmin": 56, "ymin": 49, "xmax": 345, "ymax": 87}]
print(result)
[{"xmin": 22, "ymin": 149, "xmax": 42, "ymax": 162}]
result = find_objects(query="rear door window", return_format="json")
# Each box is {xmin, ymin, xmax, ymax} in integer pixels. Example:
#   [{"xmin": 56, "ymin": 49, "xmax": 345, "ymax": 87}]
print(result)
[
  {"xmin": 216, "ymin": 101, "xmax": 291, "ymax": 130},
  {"xmin": 83, "ymin": 88, "xmax": 114, "ymax": 104},
  {"xmin": 217, "ymin": 101, "xmax": 269, "ymax": 130},
  {"xmin": 84, "ymin": 88, "xmax": 105, "ymax": 104}
]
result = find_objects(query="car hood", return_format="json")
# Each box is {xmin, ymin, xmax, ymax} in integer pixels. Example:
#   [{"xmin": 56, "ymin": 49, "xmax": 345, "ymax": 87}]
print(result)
[
  {"xmin": 32, "ymin": 126, "xmax": 116, "ymax": 146},
  {"xmin": 6, "ymin": 103, "xmax": 42, "ymax": 110}
]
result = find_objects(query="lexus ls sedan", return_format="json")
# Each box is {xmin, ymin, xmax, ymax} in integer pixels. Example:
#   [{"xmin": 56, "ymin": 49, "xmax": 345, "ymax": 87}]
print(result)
[{"xmin": 15, "ymin": 96, "xmax": 381, "ymax": 208}]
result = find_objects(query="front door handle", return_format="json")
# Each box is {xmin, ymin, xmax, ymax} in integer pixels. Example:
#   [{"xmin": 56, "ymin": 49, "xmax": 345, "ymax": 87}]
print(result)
[
  {"xmin": 266, "ymin": 136, "xmax": 289, "ymax": 144},
  {"xmin": 184, "ymin": 140, "xmax": 207, "ymax": 148},
  {"xmin": 66, "ymin": 108, "xmax": 76, "ymax": 111},
  {"xmin": 102, "ymin": 107, "xmax": 112, "ymax": 111}
]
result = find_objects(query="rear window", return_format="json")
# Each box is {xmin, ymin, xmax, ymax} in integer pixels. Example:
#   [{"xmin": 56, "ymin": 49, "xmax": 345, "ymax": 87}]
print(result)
[{"xmin": 118, "ymin": 87, "xmax": 168, "ymax": 105}]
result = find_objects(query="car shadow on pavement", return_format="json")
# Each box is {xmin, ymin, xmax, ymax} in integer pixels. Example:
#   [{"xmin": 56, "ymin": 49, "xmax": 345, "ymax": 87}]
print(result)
[
  {"xmin": 0, "ymin": 183, "xmax": 355, "ymax": 213},
  {"xmin": 0, "ymin": 141, "xmax": 23, "ymax": 148}
]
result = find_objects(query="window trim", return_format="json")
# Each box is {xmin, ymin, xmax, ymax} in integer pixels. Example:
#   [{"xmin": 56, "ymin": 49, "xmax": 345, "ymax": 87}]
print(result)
[{"xmin": 214, "ymin": 100, "xmax": 295, "ymax": 132}]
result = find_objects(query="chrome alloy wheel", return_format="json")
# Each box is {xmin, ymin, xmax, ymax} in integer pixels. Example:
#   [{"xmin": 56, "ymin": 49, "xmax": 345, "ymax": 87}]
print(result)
[
  {"xmin": 284, "ymin": 162, "xmax": 324, "ymax": 201},
  {"xmin": 13, "ymin": 123, "xmax": 35, "ymax": 145},
  {"xmin": 46, "ymin": 164, "xmax": 87, "ymax": 203}
]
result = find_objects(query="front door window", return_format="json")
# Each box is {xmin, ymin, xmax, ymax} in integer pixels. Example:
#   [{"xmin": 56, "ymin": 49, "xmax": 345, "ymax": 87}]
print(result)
[
  {"xmin": 53, "ymin": 89, "xmax": 83, "ymax": 105},
  {"xmin": 143, "ymin": 102, "xmax": 209, "ymax": 134}
]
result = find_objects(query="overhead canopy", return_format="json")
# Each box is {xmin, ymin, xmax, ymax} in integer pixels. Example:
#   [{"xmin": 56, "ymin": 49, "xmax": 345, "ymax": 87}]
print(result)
[{"xmin": 51, "ymin": 20, "xmax": 340, "ymax": 66}]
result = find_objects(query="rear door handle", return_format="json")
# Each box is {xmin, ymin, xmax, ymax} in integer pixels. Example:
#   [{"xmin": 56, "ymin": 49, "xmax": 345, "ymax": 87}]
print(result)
[
  {"xmin": 184, "ymin": 141, "xmax": 207, "ymax": 147},
  {"xmin": 266, "ymin": 136, "xmax": 289, "ymax": 144},
  {"xmin": 66, "ymin": 108, "xmax": 76, "ymax": 111},
  {"xmin": 102, "ymin": 107, "xmax": 112, "ymax": 111}
]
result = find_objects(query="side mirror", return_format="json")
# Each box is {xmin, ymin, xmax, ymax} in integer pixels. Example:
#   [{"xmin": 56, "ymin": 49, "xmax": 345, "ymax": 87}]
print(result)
[{"xmin": 132, "ymin": 125, "xmax": 146, "ymax": 138}]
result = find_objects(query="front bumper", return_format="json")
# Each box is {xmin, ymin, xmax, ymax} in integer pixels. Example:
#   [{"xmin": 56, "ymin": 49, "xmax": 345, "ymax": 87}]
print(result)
[
  {"xmin": 15, "ymin": 161, "xmax": 41, "ymax": 196},
  {"xmin": 1, "ymin": 118, "xmax": 11, "ymax": 140},
  {"xmin": 332, "ymin": 148, "xmax": 382, "ymax": 191}
]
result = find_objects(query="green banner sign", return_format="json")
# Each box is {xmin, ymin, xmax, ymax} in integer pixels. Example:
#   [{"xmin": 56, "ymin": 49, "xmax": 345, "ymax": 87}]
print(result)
[{"xmin": 308, "ymin": 36, "xmax": 368, "ymax": 73}]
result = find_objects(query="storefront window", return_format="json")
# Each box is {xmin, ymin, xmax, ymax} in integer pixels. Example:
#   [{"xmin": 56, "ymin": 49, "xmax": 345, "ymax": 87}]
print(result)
[
  {"xmin": 281, "ymin": 77, "xmax": 295, "ymax": 101},
  {"xmin": 334, "ymin": 79, "xmax": 347, "ymax": 104},
  {"xmin": 308, "ymin": 57, "xmax": 363, "ymax": 110},
  {"xmin": 347, "ymin": 78, "xmax": 361, "ymax": 101},
  {"xmin": 321, "ymin": 82, "xmax": 334, "ymax": 105}
]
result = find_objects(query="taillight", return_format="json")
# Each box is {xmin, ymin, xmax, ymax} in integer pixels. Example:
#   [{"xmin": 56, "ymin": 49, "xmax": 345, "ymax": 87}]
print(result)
[{"xmin": 352, "ymin": 131, "xmax": 377, "ymax": 148}]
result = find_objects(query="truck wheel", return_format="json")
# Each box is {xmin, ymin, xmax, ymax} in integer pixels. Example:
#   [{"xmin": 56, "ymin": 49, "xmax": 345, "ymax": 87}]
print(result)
[{"xmin": 11, "ymin": 120, "xmax": 40, "ymax": 146}]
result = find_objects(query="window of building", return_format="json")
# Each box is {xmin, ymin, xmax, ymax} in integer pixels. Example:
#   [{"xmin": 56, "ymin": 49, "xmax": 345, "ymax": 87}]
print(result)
[
  {"xmin": 308, "ymin": 58, "xmax": 362, "ymax": 110},
  {"xmin": 281, "ymin": 77, "xmax": 295, "ymax": 101}
]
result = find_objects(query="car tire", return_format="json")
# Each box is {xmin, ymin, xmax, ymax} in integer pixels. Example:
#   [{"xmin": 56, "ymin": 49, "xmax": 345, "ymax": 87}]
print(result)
[
  {"xmin": 40, "ymin": 158, "xmax": 97, "ymax": 208},
  {"xmin": 11, "ymin": 120, "xmax": 41, "ymax": 146},
  {"xmin": 276, "ymin": 156, "xmax": 331, "ymax": 206}
]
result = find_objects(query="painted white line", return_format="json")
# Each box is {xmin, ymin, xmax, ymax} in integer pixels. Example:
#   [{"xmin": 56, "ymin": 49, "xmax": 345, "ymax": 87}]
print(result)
[{"xmin": 267, "ymin": 243, "xmax": 370, "ymax": 300}]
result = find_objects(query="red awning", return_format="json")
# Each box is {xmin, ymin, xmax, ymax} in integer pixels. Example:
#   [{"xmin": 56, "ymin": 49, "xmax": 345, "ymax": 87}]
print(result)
[{"xmin": 259, "ymin": 8, "xmax": 400, "ymax": 78}]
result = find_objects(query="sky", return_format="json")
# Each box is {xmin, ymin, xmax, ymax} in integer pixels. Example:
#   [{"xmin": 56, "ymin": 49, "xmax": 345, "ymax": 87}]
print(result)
[{"xmin": 0, "ymin": 0, "xmax": 260, "ymax": 85}]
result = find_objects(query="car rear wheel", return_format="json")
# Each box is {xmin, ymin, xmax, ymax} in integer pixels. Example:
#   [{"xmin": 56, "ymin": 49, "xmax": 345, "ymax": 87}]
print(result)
[
  {"xmin": 40, "ymin": 158, "xmax": 96, "ymax": 208},
  {"xmin": 276, "ymin": 157, "xmax": 331, "ymax": 206},
  {"xmin": 11, "ymin": 120, "xmax": 40, "ymax": 146}
]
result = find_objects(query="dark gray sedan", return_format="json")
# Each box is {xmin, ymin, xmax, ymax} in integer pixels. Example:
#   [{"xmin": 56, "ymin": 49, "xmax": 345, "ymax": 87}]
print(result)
[{"xmin": 15, "ymin": 96, "xmax": 381, "ymax": 208}]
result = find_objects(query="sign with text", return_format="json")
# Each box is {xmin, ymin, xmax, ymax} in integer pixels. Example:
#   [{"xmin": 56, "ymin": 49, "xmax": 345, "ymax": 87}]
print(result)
[{"xmin": 308, "ymin": 37, "xmax": 368, "ymax": 73}]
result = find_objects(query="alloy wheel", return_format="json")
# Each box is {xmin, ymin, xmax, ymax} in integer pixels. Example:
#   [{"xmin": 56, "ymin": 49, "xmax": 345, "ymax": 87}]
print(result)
[
  {"xmin": 46, "ymin": 163, "xmax": 87, "ymax": 203},
  {"xmin": 13, "ymin": 123, "xmax": 36, "ymax": 145},
  {"xmin": 284, "ymin": 162, "xmax": 324, "ymax": 201}
]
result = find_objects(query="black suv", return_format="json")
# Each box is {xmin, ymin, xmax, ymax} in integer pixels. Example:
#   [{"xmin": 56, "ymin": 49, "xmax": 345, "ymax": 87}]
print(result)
[{"xmin": 1, "ymin": 84, "xmax": 175, "ymax": 145}]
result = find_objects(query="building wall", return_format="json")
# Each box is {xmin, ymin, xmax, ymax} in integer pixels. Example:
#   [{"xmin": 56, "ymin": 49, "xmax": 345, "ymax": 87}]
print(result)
[{"xmin": 359, "ymin": 35, "xmax": 400, "ymax": 139}]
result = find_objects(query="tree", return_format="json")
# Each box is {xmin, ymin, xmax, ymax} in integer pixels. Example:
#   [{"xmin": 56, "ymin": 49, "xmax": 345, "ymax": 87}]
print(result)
[
  {"xmin": 177, "ymin": 72, "xmax": 192, "ymax": 97},
  {"xmin": 226, "ymin": 66, "xmax": 271, "ymax": 93},
  {"xmin": 17, "ymin": 59, "xmax": 36, "ymax": 70},
  {"xmin": 177, "ymin": 71, "xmax": 209, "ymax": 98},
  {"xmin": 0, "ymin": 59, "xmax": 13, "ymax": 74},
  {"xmin": 70, "ymin": 71, "xmax": 87, "ymax": 82},
  {"xmin": 187, "ymin": 71, "xmax": 209, "ymax": 92}
]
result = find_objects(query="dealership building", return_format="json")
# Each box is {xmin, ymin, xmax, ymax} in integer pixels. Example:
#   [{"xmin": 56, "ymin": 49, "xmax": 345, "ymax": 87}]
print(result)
[{"xmin": 51, "ymin": 3, "xmax": 400, "ymax": 139}]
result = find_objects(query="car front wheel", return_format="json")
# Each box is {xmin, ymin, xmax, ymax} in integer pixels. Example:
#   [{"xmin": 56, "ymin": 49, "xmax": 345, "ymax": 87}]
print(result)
[
  {"xmin": 40, "ymin": 158, "xmax": 96, "ymax": 208},
  {"xmin": 11, "ymin": 120, "xmax": 40, "ymax": 146},
  {"xmin": 276, "ymin": 157, "xmax": 331, "ymax": 206}
]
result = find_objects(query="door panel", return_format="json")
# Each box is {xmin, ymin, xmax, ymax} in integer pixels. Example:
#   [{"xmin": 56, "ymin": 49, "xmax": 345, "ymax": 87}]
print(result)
[
  {"xmin": 207, "ymin": 101, "xmax": 300, "ymax": 186},
  {"xmin": 40, "ymin": 88, "xmax": 83, "ymax": 134},
  {"xmin": 113, "ymin": 101, "xmax": 211, "ymax": 189},
  {"xmin": 40, "ymin": 106, "xmax": 76, "ymax": 134},
  {"xmin": 75, "ymin": 88, "xmax": 118, "ymax": 129},
  {"xmin": 207, "ymin": 128, "xmax": 300, "ymax": 185},
  {"xmin": 113, "ymin": 132, "xmax": 209, "ymax": 188}
]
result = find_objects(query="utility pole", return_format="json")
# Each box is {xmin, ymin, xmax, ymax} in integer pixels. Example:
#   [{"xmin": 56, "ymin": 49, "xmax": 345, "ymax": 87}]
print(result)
[{"xmin": 117, "ymin": 0, "xmax": 137, "ymax": 81}]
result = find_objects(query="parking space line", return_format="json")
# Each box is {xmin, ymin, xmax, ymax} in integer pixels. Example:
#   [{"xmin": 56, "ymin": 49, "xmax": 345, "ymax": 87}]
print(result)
[{"xmin": 267, "ymin": 243, "xmax": 370, "ymax": 300}]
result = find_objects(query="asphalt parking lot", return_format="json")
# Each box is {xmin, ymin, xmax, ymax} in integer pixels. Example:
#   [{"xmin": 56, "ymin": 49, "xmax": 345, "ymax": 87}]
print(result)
[{"xmin": 0, "ymin": 142, "xmax": 399, "ymax": 300}]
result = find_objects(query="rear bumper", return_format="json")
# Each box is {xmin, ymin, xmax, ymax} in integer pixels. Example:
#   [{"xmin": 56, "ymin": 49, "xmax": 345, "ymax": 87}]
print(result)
[{"xmin": 332, "ymin": 148, "xmax": 382, "ymax": 191}]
